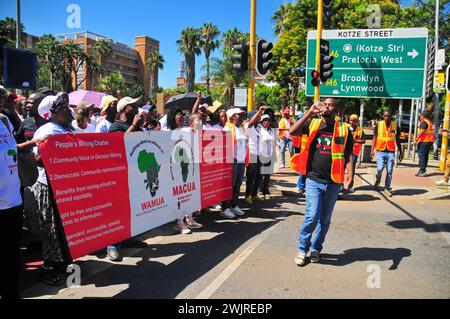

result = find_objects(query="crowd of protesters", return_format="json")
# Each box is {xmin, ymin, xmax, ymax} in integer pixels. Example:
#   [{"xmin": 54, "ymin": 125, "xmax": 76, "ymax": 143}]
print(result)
[
  {"xmin": 1, "ymin": 83, "xmax": 449, "ymax": 298},
  {"xmin": 0, "ymin": 86, "xmax": 280, "ymax": 298}
]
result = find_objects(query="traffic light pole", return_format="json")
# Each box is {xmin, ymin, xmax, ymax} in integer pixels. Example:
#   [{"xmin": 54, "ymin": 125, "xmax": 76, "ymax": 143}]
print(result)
[
  {"xmin": 247, "ymin": 0, "xmax": 257, "ymax": 112},
  {"xmin": 314, "ymin": 0, "xmax": 324, "ymax": 102},
  {"xmin": 441, "ymin": 92, "xmax": 450, "ymax": 171}
]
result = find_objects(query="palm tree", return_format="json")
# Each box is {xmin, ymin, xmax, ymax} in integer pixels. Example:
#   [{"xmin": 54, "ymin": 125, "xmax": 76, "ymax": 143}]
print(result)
[
  {"xmin": 177, "ymin": 27, "xmax": 203, "ymax": 92},
  {"xmin": 146, "ymin": 50, "xmax": 165, "ymax": 100},
  {"xmin": 90, "ymin": 39, "xmax": 112, "ymax": 89},
  {"xmin": 221, "ymin": 28, "xmax": 247, "ymax": 48},
  {"xmin": 201, "ymin": 23, "xmax": 220, "ymax": 94},
  {"xmin": 0, "ymin": 17, "xmax": 25, "ymax": 47},
  {"xmin": 272, "ymin": 3, "xmax": 293, "ymax": 35},
  {"xmin": 98, "ymin": 72, "xmax": 125, "ymax": 95}
]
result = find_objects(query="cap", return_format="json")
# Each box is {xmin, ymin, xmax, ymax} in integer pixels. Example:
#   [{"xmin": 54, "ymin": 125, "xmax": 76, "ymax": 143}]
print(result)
[
  {"xmin": 100, "ymin": 95, "xmax": 118, "ymax": 116},
  {"xmin": 261, "ymin": 114, "xmax": 271, "ymax": 122},
  {"xmin": 38, "ymin": 95, "xmax": 67, "ymax": 120},
  {"xmin": 226, "ymin": 108, "xmax": 245, "ymax": 119},
  {"xmin": 117, "ymin": 97, "xmax": 141, "ymax": 113}
]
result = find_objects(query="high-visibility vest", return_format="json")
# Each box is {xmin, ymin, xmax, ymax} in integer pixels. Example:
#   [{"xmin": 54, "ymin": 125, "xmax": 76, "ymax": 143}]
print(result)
[
  {"xmin": 417, "ymin": 119, "xmax": 435, "ymax": 143},
  {"xmin": 352, "ymin": 126, "xmax": 363, "ymax": 156},
  {"xmin": 290, "ymin": 119, "xmax": 349, "ymax": 184},
  {"xmin": 375, "ymin": 120, "xmax": 397, "ymax": 152},
  {"xmin": 301, "ymin": 134, "xmax": 308, "ymax": 152},
  {"xmin": 279, "ymin": 117, "xmax": 294, "ymax": 139},
  {"xmin": 293, "ymin": 135, "xmax": 301, "ymax": 148}
]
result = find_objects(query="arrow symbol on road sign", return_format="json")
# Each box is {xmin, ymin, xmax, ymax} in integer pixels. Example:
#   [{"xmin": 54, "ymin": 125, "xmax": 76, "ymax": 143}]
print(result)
[{"xmin": 407, "ymin": 49, "xmax": 419, "ymax": 59}]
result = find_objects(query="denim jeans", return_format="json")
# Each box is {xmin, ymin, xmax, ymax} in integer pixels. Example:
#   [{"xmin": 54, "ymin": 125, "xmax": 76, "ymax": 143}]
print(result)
[
  {"xmin": 375, "ymin": 151, "xmax": 395, "ymax": 190},
  {"xmin": 417, "ymin": 142, "xmax": 432, "ymax": 173},
  {"xmin": 298, "ymin": 178, "xmax": 341, "ymax": 254},
  {"xmin": 297, "ymin": 174, "xmax": 306, "ymax": 191},
  {"xmin": 280, "ymin": 137, "xmax": 294, "ymax": 166}
]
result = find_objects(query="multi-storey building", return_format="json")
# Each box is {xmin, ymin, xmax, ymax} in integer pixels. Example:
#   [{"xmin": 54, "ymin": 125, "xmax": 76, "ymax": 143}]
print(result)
[{"xmin": 55, "ymin": 31, "xmax": 159, "ymax": 96}]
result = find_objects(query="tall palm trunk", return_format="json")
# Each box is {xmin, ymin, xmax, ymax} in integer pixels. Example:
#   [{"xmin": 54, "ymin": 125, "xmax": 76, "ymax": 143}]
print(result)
[
  {"xmin": 206, "ymin": 55, "xmax": 211, "ymax": 94},
  {"xmin": 185, "ymin": 53, "xmax": 195, "ymax": 92}
]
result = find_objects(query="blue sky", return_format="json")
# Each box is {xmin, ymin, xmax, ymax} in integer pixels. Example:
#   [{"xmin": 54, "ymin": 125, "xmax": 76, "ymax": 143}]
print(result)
[{"xmin": 0, "ymin": 0, "xmax": 286, "ymax": 88}]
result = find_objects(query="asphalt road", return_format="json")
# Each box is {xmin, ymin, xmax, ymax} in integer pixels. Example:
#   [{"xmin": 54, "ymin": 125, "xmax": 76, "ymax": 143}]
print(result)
[{"xmin": 22, "ymin": 164, "xmax": 450, "ymax": 299}]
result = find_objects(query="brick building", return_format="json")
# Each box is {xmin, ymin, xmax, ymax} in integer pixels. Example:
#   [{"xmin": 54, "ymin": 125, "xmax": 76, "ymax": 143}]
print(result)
[{"xmin": 55, "ymin": 31, "xmax": 159, "ymax": 96}]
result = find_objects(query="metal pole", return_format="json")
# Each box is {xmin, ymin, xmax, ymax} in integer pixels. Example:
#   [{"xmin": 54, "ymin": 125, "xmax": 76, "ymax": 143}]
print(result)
[
  {"xmin": 396, "ymin": 99, "xmax": 403, "ymax": 167},
  {"xmin": 440, "ymin": 92, "xmax": 450, "ymax": 170},
  {"xmin": 413, "ymin": 99, "xmax": 420, "ymax": 162},
  {"xmin": 359, "ymin": 98, "xmax": 364, "ymax": 166},
  {"xmin": 247, "ymin": 0, "xmax": 257, "ymax": 112},
  {"xmin": 407, "ymin": 99, "xmax": 415, "ymax": 158},
  {"xmin": 16, "ymin": 0, "xmax": 21, "ymax": 49},
  {"xmin": 433, "ymin": 0, "xmax": 441, "ymax": 159},
  {"xmin": 314, "ymin": 0, "xmax": 324, "ymax": 103}
]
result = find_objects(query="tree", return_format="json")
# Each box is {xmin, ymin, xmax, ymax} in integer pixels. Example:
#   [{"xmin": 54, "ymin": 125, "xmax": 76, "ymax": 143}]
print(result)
[
  {"xmin": 146, "ymin": 50, "xmax": 165, "ymax": 100},
  {"xmin": 125, "ymin": 84, "xmax": 146, "ymax": 101},
  {"xmin": 62, "ymin": 41, "xmax": 97, "ymax": 92},
  {"xmin": 0, "ymin": 17, "xmax": 26, "ymax": 48},
  {"xmin": 201, "ymin": 23, "xmax": 221, "ymax": 94},
  {"xmin": 177, "ymin": 27, "xmax": 203, "ymax": 92},
  {"xmin": 34, "ymin": 34, "xmax": 65, "ymax": 90},
  {"xmin": 98, "ymin": 72, "xmax": 126, "ymax": 96}
]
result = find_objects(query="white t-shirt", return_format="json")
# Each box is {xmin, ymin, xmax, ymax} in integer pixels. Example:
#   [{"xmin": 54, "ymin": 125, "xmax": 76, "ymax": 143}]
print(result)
[
  {"xmin": 224, "ymin": 126, "xmax": 247, "ymax": 162},
  {"xmin": 72, "ymin": 120, "xmax": 96, "ymax": 134},
  {"xmin": 244, "ymin": 123, "xmax": 260, "ymax": 156},
  {"xmin": 159, "ymin": 115, "xmax": 168, "ymax": 130},
  {"xmin": 260, "ymin": 126, "xmax": 275, "ymax": 158},
  {"xmin": 33, "ymin": 122, "xmax": 68, "ymax": 185},
  {"xmin": 0, "ymin": 117, "xmax": 22, "ymax": 210},
  {"xmin": 213, "ymin": 124, "xmax": 224, "ymax": 130},
  {"xmin": 95, "ymin": 118, "xmax": 113, "ymax": 133}
]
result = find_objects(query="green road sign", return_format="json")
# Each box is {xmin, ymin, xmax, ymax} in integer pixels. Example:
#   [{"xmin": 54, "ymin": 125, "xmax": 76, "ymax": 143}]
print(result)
[{"xmin": 306, "ymin": 28, "xmax": 428, "ymax": 99}]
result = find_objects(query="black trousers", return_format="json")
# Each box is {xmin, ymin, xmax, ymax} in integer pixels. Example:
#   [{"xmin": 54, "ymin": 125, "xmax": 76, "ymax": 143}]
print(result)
[
  {"xmin": 418, "ymin": 142, "xmax": 433, "ymax": 173},
  {"xmin": 0, "ymin": 205, "xmax": 22, "ymax": 299},
  {"xmin": 245, "ymin": 158, "xmax": 261, "ymax": 198}
]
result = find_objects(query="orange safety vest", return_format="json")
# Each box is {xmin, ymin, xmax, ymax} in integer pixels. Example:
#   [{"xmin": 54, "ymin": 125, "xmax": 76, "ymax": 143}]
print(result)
[
  {"xmin": 300, "ymin": 134, "xmax": 308, "ymax": 152},
  {"xmin": 290, "ymin": 119, "xmax": 349, "ymax": 184},
  {"xmin": 417, "ymin": 119, "xmax": 435, "ymax": 143},
  {"xmin": 352, "ymin": 126, "xmax": 363, "ymax": 156},
  {"xmin": 279, "ymin": 117, "xmax": 294, "ymax": 139},
  {"xmin": 375, "ymin": 120, "xmax": 397, "ymax": 152}
]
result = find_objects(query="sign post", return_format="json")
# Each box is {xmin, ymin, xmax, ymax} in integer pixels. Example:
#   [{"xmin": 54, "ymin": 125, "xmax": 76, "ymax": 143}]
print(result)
[{"xmin": 306, "ymin": 28, "xmax": 428, "ymax": 99}]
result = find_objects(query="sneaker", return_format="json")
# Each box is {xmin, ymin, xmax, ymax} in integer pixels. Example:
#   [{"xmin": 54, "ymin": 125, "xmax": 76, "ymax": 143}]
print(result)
[
  {"xmin": 348, "ymin": 188, "xmax": 355, "ymax": 193},
  {"xmin": 214, "ymin": 204, "xmax": 222, "ymax": 210},
  {"xmin": 220, "ymin": 209, "xmax": 236, "ymax": 219},
  {"xmin": 107, "ymin": 246, "xmax": 121, "ymax": 261},
  {"xmin": 435, "ymin": 180, "xmax": 449, "ymax": 186},
  {"xmin": 232, "ymin": 206, "xmax": 245, "ymax": 216},
  {"xmin": 251, "ymin": 195, "xmax": 264, "ymax": 201},
  {"xmin": 184, "ymin": 216, "xmax": 203, "ymax": 229},
  {"xmin": 294, "ymin": 252, "xmax": 307, "ymax": 267},
  {"xmin": 175, "ymin": 221, "xmax": 192, "ymax": 234},
  {"xmin": 310, "ymin": 250, "xmax": 321, "ymax": 263},
  {"xmin": 374, "ymin": 180, "xmax": 380, "ymax": 190},
  {"xmin": 383, "ymin": 188, "xmax": 393, "ymax": 197},
  {"xmin": 279, "ymin": 164, "xmax": 285, "ymax": 169},
  {"xmin": 416, "ymin": 172, "xmax": 427, "ymax": 177},
  {"xmin": 244, "ymin": 196, "xmax": 253, "ymax": 205}
]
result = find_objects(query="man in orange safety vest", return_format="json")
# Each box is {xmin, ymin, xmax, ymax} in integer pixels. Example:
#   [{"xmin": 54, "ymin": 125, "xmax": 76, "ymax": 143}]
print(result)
[{"xmin": 289, "ymin": 98, "xmax": 354, "ymax": 267}]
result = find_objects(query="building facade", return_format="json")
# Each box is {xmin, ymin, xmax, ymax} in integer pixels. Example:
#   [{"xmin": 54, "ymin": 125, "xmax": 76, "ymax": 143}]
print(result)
[{"xmin": 55, "ymin": 31, "xmax": 159, "ymax": 96}]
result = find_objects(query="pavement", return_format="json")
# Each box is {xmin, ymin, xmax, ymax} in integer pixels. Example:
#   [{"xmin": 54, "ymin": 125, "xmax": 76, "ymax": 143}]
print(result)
[{"xmin": 20, "ymin": 156, "xmax": 450, "ymax": 299}]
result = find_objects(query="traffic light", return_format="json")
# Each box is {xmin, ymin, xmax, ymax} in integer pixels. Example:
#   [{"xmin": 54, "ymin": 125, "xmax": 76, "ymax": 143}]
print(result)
[
  {"xmin": 319, "ymin": 39, "xmax": 334, "ymax": 82},
  {"xmin": 232, "ymin": 42, "xmax": 249, "ymax": 72},
  {"xmin": 311, "ymin": 70, "xmax": 320, "ymax": 87},
  {"xmin": 322, "ymin": 0, "xmax": 332, "ymax": 8},
  {"xmin": 256, "ymin": 39, "xmax": 273, "ymax": 76}
]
